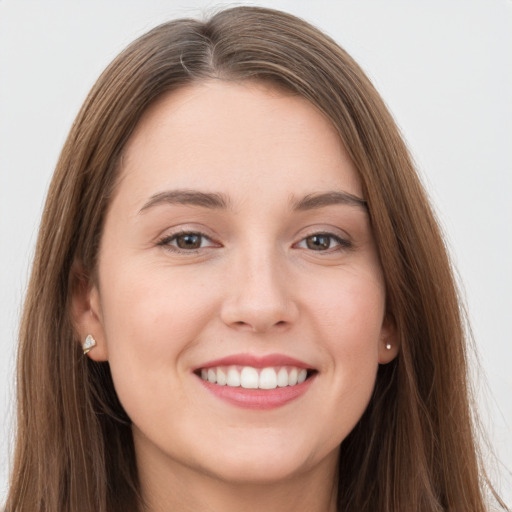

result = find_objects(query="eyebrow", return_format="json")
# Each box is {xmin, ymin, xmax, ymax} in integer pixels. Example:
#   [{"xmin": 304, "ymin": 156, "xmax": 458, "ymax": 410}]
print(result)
[
  {"xmin": 291, "ymin": 191, "xmax": 368, "ymax": 211},
  {"xmin": 139, "ymin": 190, "xmax": 230, "ymax": 213},
  {"xmin": 138, "ymin": 188, "xmax": 368, "ymax": 214}
]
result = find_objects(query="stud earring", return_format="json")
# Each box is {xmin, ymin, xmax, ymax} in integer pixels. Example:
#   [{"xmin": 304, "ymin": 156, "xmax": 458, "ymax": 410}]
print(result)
[
  {"xmin": 385, "ymin": 343, "xmax": 392, "ymax": 350},
  {"xmin": 82, "ymin": 334, "xmax": 96, "ymax": 354}
]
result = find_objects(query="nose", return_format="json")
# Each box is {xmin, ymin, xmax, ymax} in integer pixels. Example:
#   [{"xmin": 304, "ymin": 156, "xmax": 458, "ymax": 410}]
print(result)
[{"xmin": 220, "ymin": 249, "xmax": 299, "ymax": 333}]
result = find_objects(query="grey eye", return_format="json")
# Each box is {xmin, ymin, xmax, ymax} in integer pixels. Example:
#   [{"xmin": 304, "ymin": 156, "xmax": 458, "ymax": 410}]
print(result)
[
  {"xmin": 175, "ymin": 233, "xmax": 203, "ymax": 249},
  {"xmin": 305, "ymin": 234, "xmax": 333, "ymax": 250}
]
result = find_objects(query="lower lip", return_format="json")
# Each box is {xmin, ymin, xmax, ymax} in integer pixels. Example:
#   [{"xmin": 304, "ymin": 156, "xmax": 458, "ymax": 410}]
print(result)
[{"xmin": 197, "ymin": 375, "xmax": 316, "ymax": 410}]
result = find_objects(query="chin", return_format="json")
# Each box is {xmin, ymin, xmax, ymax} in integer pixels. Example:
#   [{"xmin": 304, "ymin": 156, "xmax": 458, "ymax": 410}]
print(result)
[
  {"xmin": 192, "ymin": 437, "xmax": 336, "ymax": 485},
  {"xmin": 202, "ymin": 454, "xmax": 316, "ymax": 485}
]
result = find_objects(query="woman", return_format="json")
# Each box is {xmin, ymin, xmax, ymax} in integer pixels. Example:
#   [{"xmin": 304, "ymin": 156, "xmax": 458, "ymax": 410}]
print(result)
[{"xmin": 4, "ymin": 6, "xmax": 506, "ymax": 512}]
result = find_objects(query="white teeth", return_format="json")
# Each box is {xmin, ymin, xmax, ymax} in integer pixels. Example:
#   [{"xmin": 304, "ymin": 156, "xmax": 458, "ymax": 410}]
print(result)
[
  {"xmin": 259, "ymin": 367, "xmax": 277, "ymax": 389},
  {"xmin": 217, "ymin": 367, "xmax": 227, "ymax": 386},
  {"xmin": 199, "ymin": 365, "xmax": 311, "ymax": 389},
  {"xmin": 227, "ymin": 367, "xmax": 241, "ymax": 387},
  {"xmin": 277, "ymin": 367, "xmax": 288, "ymax": 387},
  {"xmin": 240, "ymin": 367, "xmax": 259, "ymax": 389}
]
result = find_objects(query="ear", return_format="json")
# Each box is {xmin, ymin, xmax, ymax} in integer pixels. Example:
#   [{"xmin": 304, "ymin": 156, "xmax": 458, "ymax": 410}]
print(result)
[
  {"xmin": 69, "ymin": 260, "xmax": 109, "ymax": 361},
  {"xmin": 378, "ymin": 313, "xmax": 399, "ymax": 364}
]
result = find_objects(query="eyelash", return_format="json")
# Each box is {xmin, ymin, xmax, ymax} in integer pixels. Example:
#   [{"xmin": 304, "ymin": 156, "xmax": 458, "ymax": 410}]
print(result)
[
  {"xmin": 294, "ymin": 232, "xmax": 352, "ymax": 252},
  {"xmin": 156, "ymin": 231, "xmax": 352, "ymax": 254},
  {"xmin": 157, "ymin": 231, "xmax": 217, "ymax": 253}
]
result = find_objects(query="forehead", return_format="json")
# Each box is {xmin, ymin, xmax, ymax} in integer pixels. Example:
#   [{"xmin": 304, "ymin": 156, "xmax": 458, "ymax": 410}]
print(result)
[{"xmin": 119, "ymin": 80, "xmax": 362, "ymax": 205}]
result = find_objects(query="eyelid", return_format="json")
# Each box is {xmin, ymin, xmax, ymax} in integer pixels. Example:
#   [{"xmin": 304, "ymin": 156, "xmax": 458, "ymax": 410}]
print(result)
[
  {"xmin": 156, "ymin": 228, "xmax": 221, "ymax": 253},
  {"xmin": 293, "ymin": 227, "xmax": 353, "ymax": 252},
  {"xmin": 155, "ymin": 224, "xmax": 353, "ymax": 254}
]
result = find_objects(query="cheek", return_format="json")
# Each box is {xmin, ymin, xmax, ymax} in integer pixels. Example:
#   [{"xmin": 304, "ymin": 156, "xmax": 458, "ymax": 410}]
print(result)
[
  {"xmin": 307, "ymin": 269, "xmax": 384, "ymax": 424},
  {"xmin": 100, "ymin": 262, "xmax": 214, "ymax": 349},
  {"xmin": 97, "ymin": 265, "xmax": 217, "ymax": 406},
  {"xmin": 311, "ymin": 267, "xmax": 386, "ymax": 354}
]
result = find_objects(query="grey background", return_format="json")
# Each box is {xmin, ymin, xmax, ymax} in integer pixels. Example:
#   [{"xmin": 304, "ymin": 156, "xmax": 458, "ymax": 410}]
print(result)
[{"xmin": 1, "ymin": 0, "xmax": 510, "ymax": 505}]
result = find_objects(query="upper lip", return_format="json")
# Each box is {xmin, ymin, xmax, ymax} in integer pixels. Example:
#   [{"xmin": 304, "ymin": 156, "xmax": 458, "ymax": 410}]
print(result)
[{"xmin": 195, "ymin": 353, "xmax": 313, "ymax": 370}]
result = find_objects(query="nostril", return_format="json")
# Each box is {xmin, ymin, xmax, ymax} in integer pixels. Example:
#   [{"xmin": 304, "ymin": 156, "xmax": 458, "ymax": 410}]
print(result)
[{"xmin": 220, "ymin": 296, "xmax": 298, "ymax": 333}]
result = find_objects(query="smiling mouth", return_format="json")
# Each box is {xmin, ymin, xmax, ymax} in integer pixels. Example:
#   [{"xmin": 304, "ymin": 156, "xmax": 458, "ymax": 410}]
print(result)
[{"xmin": 196, "ymin": 365, "xmax": 316, "ymax": 390}]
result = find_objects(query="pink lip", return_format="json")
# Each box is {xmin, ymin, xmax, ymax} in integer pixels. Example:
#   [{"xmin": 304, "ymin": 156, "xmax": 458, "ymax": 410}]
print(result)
[
  {"xmin": 194, "ymin": 353, "xmax": 316, "ymax": 410},
  {"xmin": 197, "ymin": 375, "xmax": 316, "ymax": 410},
  {"xmin": 195, "ymin": 353, "xmax": 312, "ymax": 370}
]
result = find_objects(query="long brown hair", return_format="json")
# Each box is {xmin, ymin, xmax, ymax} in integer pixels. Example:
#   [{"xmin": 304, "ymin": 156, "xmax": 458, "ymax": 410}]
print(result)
[{"xmin": 6, "ymin": 6, "xmax": 504, "ymax": 511}]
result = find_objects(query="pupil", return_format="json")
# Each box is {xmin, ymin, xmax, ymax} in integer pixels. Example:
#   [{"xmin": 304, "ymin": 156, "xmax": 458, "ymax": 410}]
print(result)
[
  {"xmin": 177, "ymin": 234, "xmax": 201, "ymax": 249},
  {"xmin": 307, "ymin": 235, "xmax": 330, "ymax": 250}
]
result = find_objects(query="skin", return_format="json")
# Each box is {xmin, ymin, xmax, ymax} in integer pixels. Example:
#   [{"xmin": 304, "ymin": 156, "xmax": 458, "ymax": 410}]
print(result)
[{"xmin": 73, "ymin": 80, "xmax": 398, "ymax": 512}]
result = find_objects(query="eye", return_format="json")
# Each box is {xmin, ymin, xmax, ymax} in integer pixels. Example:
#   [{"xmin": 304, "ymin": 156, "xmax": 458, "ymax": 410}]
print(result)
[
  {"xmin": 158, "ymin": 231, "xmax": 218, "ymax": 252},
  {"xmin": 296, "ymin": 233, "xmax": 351, "ymax": 252}
]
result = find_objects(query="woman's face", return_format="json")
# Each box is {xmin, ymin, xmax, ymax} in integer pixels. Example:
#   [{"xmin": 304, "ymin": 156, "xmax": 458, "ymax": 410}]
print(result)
[{"xmin": 77, "ymin": 81, "xmax": 396, "ymax": 485}]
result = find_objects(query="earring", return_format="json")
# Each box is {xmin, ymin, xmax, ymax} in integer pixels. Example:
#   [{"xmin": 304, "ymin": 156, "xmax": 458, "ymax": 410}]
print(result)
[
  {"xmin": 82, "ymin": 334, "xmax": 96, "ymax": 354},
  {"xmin": 385, "ymin": 343, "xmax": 392, "ymax": 350}
]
